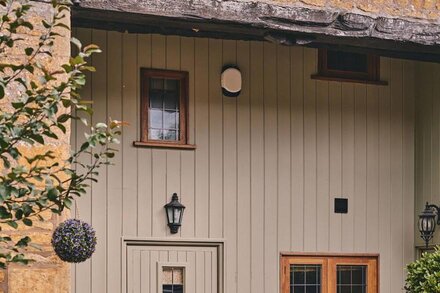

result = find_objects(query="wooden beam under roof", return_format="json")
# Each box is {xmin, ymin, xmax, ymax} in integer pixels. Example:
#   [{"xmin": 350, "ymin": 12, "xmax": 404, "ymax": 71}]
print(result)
[{"xmin": 71, "ymin": 0, "xmax": 440, "ymax": 62}]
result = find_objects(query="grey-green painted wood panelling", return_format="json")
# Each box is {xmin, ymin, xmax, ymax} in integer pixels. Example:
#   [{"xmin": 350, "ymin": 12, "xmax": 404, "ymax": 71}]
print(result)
[{"xmin": 72, "ymin": 28, "xmax": 416, "ymax": 293}]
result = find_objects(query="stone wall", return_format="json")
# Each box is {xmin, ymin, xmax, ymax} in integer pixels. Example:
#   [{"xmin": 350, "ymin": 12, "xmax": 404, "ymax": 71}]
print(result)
[
  {"xmin": 0, "ymin": 1, "xmax": 71, "ymax": 292},
  {"xmin": 266, "ymin": 0, "xmax": 440, "ymax": 21}
]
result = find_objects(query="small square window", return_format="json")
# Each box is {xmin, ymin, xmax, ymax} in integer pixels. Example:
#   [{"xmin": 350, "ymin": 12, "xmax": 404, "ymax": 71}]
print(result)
[
  {"xmin": 312, "ymin": 49, "xmax": 385, "ymax": 85},
  {"xmin": 140, "ymin": 69, "xmax": 189, "ymax": 147},
  {"xmin": 161, "ymin": 266, "xmax": 185, "ymax": 293}
]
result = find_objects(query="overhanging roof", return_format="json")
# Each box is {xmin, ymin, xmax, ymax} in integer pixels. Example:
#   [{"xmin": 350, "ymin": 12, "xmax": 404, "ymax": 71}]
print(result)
[{"xmin": 72, "ymin": 0, "xmax": 440, "ymax": 62}]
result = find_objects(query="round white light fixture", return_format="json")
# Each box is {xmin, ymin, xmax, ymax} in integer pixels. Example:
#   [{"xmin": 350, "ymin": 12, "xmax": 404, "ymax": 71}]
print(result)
[{"xmin": 221, "ymin": 66, "xmax": 242, "ymax": 97}]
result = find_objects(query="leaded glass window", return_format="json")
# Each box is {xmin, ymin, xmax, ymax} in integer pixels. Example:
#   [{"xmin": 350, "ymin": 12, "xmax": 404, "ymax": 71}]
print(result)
[
  {"xmin": 337, "ymin": 265, "xmax": 367, "ymax": 293},
  {"xmin": 290, "ymin": 264, "xmax": 321, "ymax": 293},
  {"xmin": 140, "ymin": 69, "xmax": 189, "ymax": 146},
  {"xmin": 281, "ymin": 255, "xmax": 378, "ymax": 293},
  {"xmin": 148, "ymin": 78, "xmax": 180, "ymax": 141}
]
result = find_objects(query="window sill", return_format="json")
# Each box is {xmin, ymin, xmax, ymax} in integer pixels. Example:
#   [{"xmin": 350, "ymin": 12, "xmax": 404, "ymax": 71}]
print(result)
[
  {"xmin": 133, "ymin": 141, "xmax": 196, "ymax": 150},
  {"xmin": 311, "ymin": 74, "xmax": 388, "ymax": 86}
]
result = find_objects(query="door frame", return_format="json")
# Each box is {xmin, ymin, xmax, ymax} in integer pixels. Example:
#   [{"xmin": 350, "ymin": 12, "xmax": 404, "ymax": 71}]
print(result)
[
  {"xmin": 280, "ymin": 252, "xmax": 380, "ymax": 293},
  {"xmin": 122, "ymin": 237, "xmax": 225, "ymax": 293}
]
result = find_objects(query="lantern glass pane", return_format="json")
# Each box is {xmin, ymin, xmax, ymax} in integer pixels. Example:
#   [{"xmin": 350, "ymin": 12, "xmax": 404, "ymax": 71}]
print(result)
[
  {"xmin": 426, "ymin": 218, "xmax": 432, "ymax": 231},
  {"xmin": 173, "ymin": 208, "xmax": 181, "ymax": 224},
  {"xmin": 167, "ymin": 207, "xmax": 173, "ymax": 224},
  {"xmin": 420, "ymin": 216, "xmax": 435, "ymax": 233}
]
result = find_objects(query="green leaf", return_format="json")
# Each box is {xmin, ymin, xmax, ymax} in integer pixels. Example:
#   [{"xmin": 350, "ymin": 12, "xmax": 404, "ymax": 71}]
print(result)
[
  {"xmin": 63, "ymin": 198, "xmax": 72, "ymax": 209},
  {"xmin": 11, "ymin": 102, "xmax": 24, "ymax": 109},
  {"xmin": 83, "ymin": 44, "xmax": 101, "ymax": 55},
  {"xmin": 80, "ymin": 65, "xmax": 96, "ymax": 72},
  {"xmin": 42, "ymin": 20, "xmax": 51, "ymax": 29},
  {"xmin": 43, "ymin": 131, "xmax": 58, "ymax": 140},
  {"xmin": 24, "ymin": 47, "xmax": 34, "ymax": 56},
  {"xmin": 16, "ymin": 236, "xmax": 31, "ymax": 247},
  {"xmin": 20, "ymin": 21, "xmax": 33, "ymax": 30},
  {"xmin": 22, "ymin": 218, "xmax": 32, "ymax": 227},
  {"xmin": 11, "ymin": 254, "xmax": 32, "ymax": 265},
  {"xmin": 57, "ymin": 114, "xmax": 70, "ymax": 123},
  {"xmin": 30, "ymin": 134, "xmax": 44, "ymax": 144},
  {"xmin": 80, "ymin": 142, "xmax": 90, "ymax": 152},
  {"xmin": 57, "ymin": 123, "xmax": 66, "ymax": 134},
  {"xmin": 47, "ymin": 188, "xmax": 59, "ymax": 201},
  {"xmin": 0, "ymin": 207, "xmax": 11, "ymax": 219},
  {"xmin": 71, "ymin": 55, "xmax": 84, "ymax": 65},
  {"xmin": 106, "ymin": 152, "xmax": 115, "ymax": 158},
  {"xmin": 71, "ymin": 37, "xmax": 82, "ymax": 50},
  {"xmin": 6, "ymin": 221, "xmax": 18, "ymax": 229},
  {"xmin": 0, "ymin": 83, "xmax": 4, "ymax": 99},
  {"xmin": 54, "ymin": 22, "xmax": 70, "ymax": 30},
  {"xmin": 15, "ymin": 210, "xmax": 23, "ymax": 220}
]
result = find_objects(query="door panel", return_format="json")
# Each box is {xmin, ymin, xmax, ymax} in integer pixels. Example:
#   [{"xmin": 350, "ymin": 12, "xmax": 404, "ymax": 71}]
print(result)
[{"xmin": 127, "ymin": 245, "xmax": 218, "ymax": 293}]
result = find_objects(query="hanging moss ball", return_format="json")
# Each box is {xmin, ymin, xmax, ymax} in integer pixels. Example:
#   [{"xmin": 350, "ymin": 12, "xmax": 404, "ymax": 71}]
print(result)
[{"xmin": 51, "ymin": 219, "xmax": 97, "ymax": 263}]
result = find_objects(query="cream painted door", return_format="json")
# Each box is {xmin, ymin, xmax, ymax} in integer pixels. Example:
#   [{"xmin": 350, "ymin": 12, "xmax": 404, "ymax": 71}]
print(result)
[{"xmin": 126, "ymin": 243, "xmax": 220, "ymax": 293}]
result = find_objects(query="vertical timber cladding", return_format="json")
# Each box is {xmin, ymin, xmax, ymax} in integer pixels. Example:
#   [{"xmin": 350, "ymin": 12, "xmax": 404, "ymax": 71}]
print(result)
[
  {"xmin": 0, "ymin": 2, "xmax": 72, "ymax": 293},
  {"xmin": 415, "ymin": 62, "xmax": 440, "ymax": 249},
  {"xmin": 71, "ymin": 28, "xmax": 416, "ymax": 293}
]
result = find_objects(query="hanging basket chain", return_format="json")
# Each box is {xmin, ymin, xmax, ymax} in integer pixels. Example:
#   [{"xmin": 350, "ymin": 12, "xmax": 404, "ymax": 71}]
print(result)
[{"xmin": 74, "ymin": 198, "xmax": 80, "ymax": 219}]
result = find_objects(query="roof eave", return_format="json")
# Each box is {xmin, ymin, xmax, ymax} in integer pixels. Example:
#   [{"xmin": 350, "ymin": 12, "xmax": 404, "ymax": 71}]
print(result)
[{"xmin": 72, "ymin": 0, "xmax": 440, "ymax": 62}]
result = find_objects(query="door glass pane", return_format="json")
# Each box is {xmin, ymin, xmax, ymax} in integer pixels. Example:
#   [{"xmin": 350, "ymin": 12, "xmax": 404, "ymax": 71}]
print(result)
[
  {"xmin": 162, "ymin": 267, "xmax": 184, "ymax": 293},
  {"xmin": 290, "ymin": 265, "xmax": 321, "ymax": 293},
  {"xmin": 337, "ymin": 265, "xmax": 367, "ymax": 293}
]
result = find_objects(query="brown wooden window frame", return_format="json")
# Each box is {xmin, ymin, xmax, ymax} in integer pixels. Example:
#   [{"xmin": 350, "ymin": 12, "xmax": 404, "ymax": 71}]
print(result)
[
  {"xmin": 134, "ymin": 68, "xmax": 195, "ymax": 150},
  {"xmin": 280, "ymin": 253, "xmax": 379, "ymax": 293},
  {"xmin": 312, "ymin": 49, "xmax": 387, "ymax": 85}
]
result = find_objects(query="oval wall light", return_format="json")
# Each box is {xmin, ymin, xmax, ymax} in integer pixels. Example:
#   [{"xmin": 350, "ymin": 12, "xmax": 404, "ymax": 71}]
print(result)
[{"xmin": 221, "ymin": 66, "xmax": 242, "ymax": 97}]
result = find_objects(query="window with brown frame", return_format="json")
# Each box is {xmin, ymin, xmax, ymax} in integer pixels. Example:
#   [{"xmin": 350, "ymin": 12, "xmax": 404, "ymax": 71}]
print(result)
[
  {"xmin": 312, "ymin": 49, "xmax": 386, "ymax": 85},
  {"xmin": 280, "ymin": 253, "xmax": 379, "ymax": 293},
  {"xmin": 135, "ymin": 69, "xmax": 194, "ymax": 149}
]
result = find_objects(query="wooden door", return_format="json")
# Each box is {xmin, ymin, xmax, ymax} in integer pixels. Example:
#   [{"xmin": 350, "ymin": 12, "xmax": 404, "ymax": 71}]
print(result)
[
  {"xmin": 127, "ymin": 244, "xmax": 219, "ymax": 293},
  {"xmin": 281, "ymin": 254, "xmax": 378, "ymax": 293}
]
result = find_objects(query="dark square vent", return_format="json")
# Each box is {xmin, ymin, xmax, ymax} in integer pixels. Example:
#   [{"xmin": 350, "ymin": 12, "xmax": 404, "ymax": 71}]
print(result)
[{"xmin": 334, "ymin": 198, "xmax": 348, "ymax": 214}]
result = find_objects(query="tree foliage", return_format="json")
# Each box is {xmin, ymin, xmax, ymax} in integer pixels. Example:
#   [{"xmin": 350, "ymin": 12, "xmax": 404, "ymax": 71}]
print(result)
[
  {"xmin": 405, "ymin": 247, "xmax": 440, "ymax": 292},
  {"xmin": 0, "ymin": 0, "xmax": 121, "ymax": 267}
]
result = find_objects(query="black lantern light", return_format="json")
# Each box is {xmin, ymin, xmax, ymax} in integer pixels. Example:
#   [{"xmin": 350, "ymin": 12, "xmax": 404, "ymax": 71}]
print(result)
[
  {"xmin": 418, "ymin": 202, "xmax": 440, "ymax": 247},
  {"xmin": 164, "ymin": 193, "xmax": 185, "ymax": 234}
]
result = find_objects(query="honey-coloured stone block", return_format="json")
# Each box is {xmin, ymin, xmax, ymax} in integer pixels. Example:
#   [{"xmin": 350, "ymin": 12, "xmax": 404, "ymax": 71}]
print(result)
[
  {"xmin": 0, "ymin": 270, "xmax": 5, "ymax": 283},
  {"xmin": 8, "ymin": 263, "xmax": 69, "ymax": 293},
  {"xmin": 0, "ymin": 1, "xmax": 72, "ymax": 292}
]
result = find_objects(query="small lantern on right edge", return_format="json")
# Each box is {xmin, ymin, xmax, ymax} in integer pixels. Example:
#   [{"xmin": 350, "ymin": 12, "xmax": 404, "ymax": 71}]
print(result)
[
  {"xmin": 164, "ymin": 193, "xmax": 185, "ymax": 234},
  {"xmin": 418, "ymin": 202, "xmax": 440, "ymax": 247}
]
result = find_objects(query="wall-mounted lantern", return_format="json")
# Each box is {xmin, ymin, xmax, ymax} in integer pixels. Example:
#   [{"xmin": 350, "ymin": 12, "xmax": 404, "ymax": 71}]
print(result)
[
  {"xmin": 164, "ymin": 193, "xmax": 185, "ymax": 234},
  {"xmin": 418, "ymin": 202, "xmax": 440, "ymax": 247}
]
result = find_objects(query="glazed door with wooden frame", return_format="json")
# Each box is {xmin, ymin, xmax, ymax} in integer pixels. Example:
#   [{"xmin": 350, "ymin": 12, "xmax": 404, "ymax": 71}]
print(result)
[{"xmin": 281, "ymin": 254, "xmax": 378, "ymax": 293}]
